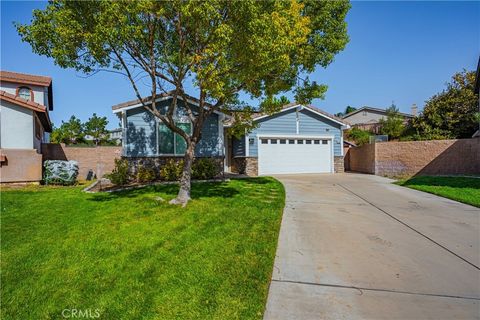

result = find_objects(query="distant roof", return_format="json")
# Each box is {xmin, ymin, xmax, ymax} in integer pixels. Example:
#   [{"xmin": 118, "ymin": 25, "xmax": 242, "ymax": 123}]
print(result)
[
  {"xmin": 342, "ymin": 106, "xmax": 413, "ymax": 119},
  {"xmin": 0, "ymin": 90, "xmax": 52, "ymax": 132},
  {"xmin": 0, "ymin": 70, "xmax": 52, "ymax": 87},
  {"xmin": 475, "ymin": 56, "xmax": 480, "ymax": 94}
]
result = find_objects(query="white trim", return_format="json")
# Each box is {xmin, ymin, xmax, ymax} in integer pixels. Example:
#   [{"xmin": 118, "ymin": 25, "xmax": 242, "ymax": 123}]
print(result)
[
  {"xmin": 340, "ymin": 135, "xmax": 344, "ymax": 156},
  {"xmin": 330, "ymin": 137, "xmax": 335, "ymax": 173},
  {"xmin": 253, "ymin": 104, "xmax": 347, "ymax": 127},
  {"xmin": 253, "ymin": 104, "xmax": 301, "ymax": 121},
  {"xmin": 112, "ymin": 95, "xmax": 229, "ymax": 118},
  {"xmin": 245, "ymin": 130, "xmax": 249, "ymax": 157}
]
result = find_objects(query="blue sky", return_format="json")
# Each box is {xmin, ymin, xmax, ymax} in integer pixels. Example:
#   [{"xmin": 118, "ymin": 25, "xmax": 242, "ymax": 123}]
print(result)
[{"xmin": 1, "ymin": 1, "xmax": 479, "ymax": 129}]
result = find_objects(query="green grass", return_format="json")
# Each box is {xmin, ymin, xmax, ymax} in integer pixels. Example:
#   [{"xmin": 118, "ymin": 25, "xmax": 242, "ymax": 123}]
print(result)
[
  {"xmin": 1, "ymin": 178, "xmax": 285, "ymax": 320},
  {"xmin": 397, "ymin": 176, "xmax": 480, "ymax": 207}
]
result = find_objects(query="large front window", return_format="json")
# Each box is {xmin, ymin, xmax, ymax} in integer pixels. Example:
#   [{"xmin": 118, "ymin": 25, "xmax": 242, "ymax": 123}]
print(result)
[{"xmin": 158, "ymin": 121, "xmax": 192, "ymax": 155}]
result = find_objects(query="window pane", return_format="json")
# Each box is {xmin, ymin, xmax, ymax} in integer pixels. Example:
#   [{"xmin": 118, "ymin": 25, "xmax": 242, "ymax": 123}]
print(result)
[
  {"xmin": 288, "ymin": 139, "xmax": 295, "ymax": 144},
  {"xmin": 18, "ymin": 87, "xmax": 31, "ymax": 101},
  {"xmin": 314, "ymin": 140, "xmax": 320, "ymax": 144},
  {"xmin": 306, "ymin": 139, "xmax": 312, "ymax": 144},
  {"xmin": 271, "ymin": 139, "xmax": 277, "ymax": 144},
  {"xmin": 280, "ymin": 139, "xmax": 286, "ymax": 144},
  {"xmin": 322, "ymin": 140, "xmax": 328, "ymax": 144},
  {"xmin": 175, "ymin": 122, "xmax": 191, "ymax": 155},
  {"xmin": 297, "ymin": 140, "xmax": 303, "ymax": 144},
  {"xmin": 158, "ymin": 123, "xmax": 174, "ymax": 154},
  {"xmin": 261, "ymin": 139, "xmax": 268, "ymax": 144}
]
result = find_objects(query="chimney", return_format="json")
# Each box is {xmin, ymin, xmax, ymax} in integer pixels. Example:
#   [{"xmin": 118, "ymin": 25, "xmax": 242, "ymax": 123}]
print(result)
[{"xmin": 411, "ymin": 104, "xmax": 418, "ymax": 116}]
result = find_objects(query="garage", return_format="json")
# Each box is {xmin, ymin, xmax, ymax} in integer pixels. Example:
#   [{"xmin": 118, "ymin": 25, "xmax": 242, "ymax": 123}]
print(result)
[{"xmin": 257, "ymin": 135, "xmax": 333, "ymax": 175}]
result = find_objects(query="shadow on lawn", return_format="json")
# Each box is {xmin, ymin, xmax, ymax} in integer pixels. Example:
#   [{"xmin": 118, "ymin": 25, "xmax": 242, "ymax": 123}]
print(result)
[
  {"xmin": 88, "ymin": 180, "xmax": 241, "ymax": 202},
  {"xmin": 402, "ymin": 176, "xmax": 480, "ymax": 189}
]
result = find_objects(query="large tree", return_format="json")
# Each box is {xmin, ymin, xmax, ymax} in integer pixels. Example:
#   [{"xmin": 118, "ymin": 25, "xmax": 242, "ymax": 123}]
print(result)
[
  {"xmin": 18, "ymin": 0, "xmax": 350, "ymax": 205},
  {"xmin": 84, "ymin": 113, "xmax": 109, "ymax": 145},
  {"xmin": 51, "ymin": 115, "xmax": 85, "ymax": 144},
  {"xmin": 411, "ymin": 70, "xmax": 479, "ymax": 139},
  {"xmin": 379, "ymin": 103, "xmax": 405, "ymax": 139}
]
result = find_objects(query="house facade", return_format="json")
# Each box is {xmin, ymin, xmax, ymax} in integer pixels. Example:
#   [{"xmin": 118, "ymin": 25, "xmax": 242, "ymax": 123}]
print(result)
[
  {"xmin": 0, "ymin": 71, "xmax": 54, "ymax": 183},
  {"xmin": 113, "ymin": 93, "xmax": 349, "ymax": 176},
  {"xmin": 342, "ymin": 106, "xmax": 414, "ymax": 133}
]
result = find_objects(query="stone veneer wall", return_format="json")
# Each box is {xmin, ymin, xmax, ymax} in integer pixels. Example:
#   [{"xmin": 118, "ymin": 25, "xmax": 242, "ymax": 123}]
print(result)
[
  {"xmin": 334, "ymin": 156, "xmax": 344, "ymax": 173},
  {"xmin": 42, "ymin": 143, "xmax": 122, "ymax": 180},
  {"xmin": 347, "ymin": 138, "xmax": 480, "ymax": 177},
  {"xmin": 124, "ymin": 156, "xmax": 224, "ymax": 178},
  {"xmin": 232, "ymin": 157, "xmax": 258, "ymax": 176}
]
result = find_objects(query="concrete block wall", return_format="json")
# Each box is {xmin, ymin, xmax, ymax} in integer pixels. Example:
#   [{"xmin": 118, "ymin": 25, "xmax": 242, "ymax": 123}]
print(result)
[
  {"xmin": 346, "ymin": 138, "xmax": 480, "ymax": 177},
  {"xmin": 42, "ymin": 144, "xmax": 122, "ymax": 180},
  {"xmin": 0, "ymin": 149, "xmax": 43, "ymax": 183}
]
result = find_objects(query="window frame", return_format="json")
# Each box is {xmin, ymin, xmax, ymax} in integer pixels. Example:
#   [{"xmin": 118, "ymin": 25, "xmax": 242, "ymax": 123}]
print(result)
[
  {"xmin": 17, "ymin": 86, "xmax": 33, "ymax": 101},
  {"xmin": 157, "ymin": 120, "xmax": 192, "ymax": 156}
]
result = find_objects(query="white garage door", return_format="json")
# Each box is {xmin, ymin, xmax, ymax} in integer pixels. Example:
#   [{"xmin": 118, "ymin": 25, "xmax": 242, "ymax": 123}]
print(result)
[{"xmin": 258, "ymin": 136, "xmax": 333, "ymax": 175}]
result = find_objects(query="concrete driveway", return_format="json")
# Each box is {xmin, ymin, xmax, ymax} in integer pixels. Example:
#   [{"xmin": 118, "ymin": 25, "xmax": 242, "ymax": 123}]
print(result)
[{"xmin": 264, "ymin": 173, "xmax": 480, "ymax": 320}]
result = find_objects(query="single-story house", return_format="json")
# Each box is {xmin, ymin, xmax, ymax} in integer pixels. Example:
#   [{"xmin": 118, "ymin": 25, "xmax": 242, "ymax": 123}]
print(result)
[
  {"xmin": 342, "ymin": 106, "xmax": 415, "ymax": 133},
  {"xmin": 112, "ymin": 92, "xmax": 350, "ymax": 176},
  {"xmin": 0, "ymin": 70, "xmax": 54, "ymax": 183}
]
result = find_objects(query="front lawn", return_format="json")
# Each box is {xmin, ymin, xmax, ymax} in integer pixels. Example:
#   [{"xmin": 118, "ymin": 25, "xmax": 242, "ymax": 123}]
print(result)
[
  {"xmin": 1, "ymin": 178, "xmax": 285, "ymax": 319},
  {"xmin": 397, "ymin": 176, "xmax": 480, "ymax": 207}
]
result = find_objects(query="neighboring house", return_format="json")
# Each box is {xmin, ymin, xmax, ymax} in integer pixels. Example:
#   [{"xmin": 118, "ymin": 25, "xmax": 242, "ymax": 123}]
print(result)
[
  {"xmin": 342, "ymin": 106, "xmax": 415, "ymax": 133},
  {"xmin": 112, "ymin": 93, "xmax": 350, "ymax": 176},
  {"xmin": 108, "ymin": 128, "xmax": 123, "ymax": 144},
  {"xmin": 473, "ymin": 56, "xmax": 480, "ymax": 138},
  {"xmin": 0, "ymin": 71, "xmax": 54, "ymax": 183}
]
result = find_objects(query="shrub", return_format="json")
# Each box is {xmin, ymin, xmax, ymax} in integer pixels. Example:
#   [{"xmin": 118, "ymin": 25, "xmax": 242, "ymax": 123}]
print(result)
[
  {"xmin": 346, "ymin": 127, "xmax": 373, "ymax": 146},
  {"xmin": 105, "ymin": 158, "xmax": 130, "ymax": 185},
  {"xmin": 192, "ymin": 158, "xmax": 218, "ymax": 180},
  {"xmin": 44, "ymin": 160, "xmax": 79, "ymax": 185},
  {"xmin": 137, "ymin": 165, "xmax": 156, "ymax": 183},
  {"xmin": 160, "ymin": 159, "xmax": 183, "ymax": 181}
]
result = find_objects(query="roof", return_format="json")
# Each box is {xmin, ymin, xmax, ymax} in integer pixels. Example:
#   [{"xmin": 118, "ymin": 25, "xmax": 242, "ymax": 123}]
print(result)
[
  {"xmin": 0, "ymin": 70, "xmax": 54, "ymax": 111},
  {"xmin": 112, "ymin": 90, "xmax": 215, "ymax": 111},
  {"xmin": 0, "ymin": 70, "xmax": 52, "ymax": 87},
  {"xmin": 0, "ymin": 90, "xmax": 52, "ymax": 132},
  {"xmin": 475, "ymin": 56, "xmax": 480, "ymax": 95},
  {"xmin": 342, "ymin": 106, "xmax": 413, "ymax": 119},
  {"xmin": 252, "ymin": 102, "xmax": 349, "ymax": 127}
]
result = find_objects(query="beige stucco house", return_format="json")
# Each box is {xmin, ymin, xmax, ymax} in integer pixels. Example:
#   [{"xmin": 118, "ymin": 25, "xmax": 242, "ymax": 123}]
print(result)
[
  {"xmin": 0, "ymin": 71, "xmax": 54, "ymax": 183},
  {"xmin": 342, "ymin": 106, "xmax": 415, "ymax": 133}
]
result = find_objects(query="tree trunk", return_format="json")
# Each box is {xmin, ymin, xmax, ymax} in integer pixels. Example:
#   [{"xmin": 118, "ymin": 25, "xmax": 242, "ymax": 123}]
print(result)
[{"xmin": 169, "ymin": 141, "xmax": 196, "ymax": 207}]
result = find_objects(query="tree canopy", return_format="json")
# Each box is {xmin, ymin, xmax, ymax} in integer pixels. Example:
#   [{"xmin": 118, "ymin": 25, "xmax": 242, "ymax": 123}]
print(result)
[
  {"xmin": 379, "ymin": 103, "xmax": 405, "ymax": 139},
  {"xmin": 411, "ymin": 70, "xmax": 479, "ymax": 139},
  {"xmin": 17, "ymin": 0, "xmax": 350, "ymax": 204},
  {"xmin": 84, "ymin": 113, "xmax": 109, "ymax": 145}
]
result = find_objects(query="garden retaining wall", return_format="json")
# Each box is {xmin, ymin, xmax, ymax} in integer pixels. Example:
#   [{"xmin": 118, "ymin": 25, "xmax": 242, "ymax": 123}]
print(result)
[
  {"xmin": 347, "ymin": 138, "xmax": 480, "ymax": 177},
  {"xmin": 42, "ymin": 143, "xmax": 122, "ymax": 180}
]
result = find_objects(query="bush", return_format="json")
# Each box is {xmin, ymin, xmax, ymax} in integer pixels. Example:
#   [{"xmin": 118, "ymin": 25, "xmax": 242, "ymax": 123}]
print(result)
[
  {"xmin": 346, "ymin": 127, "xmax": 373, "ymax": 146},
  {"xmin": 160, "ymin": 159, "xmax": 183, "ymax": 181},
  {"xmin": 44, "ymin": 160, "xmax": 79, "ymax": 185},
  {"xmin": 105, "ymin": 158, "xmax": 130, "ymax": 185},
  {"xmin": 192, "ymin": 158, "xmax": 218, "ymax": 180},
  {"xmin": 137, "ymin": 165, "xmax": 156, "ymax": 183}
]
